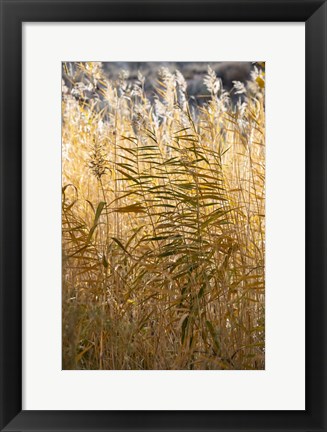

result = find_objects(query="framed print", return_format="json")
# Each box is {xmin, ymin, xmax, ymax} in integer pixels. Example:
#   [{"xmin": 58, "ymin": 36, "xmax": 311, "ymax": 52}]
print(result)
[
  {"xmin": 0, "ymin": 0, "xmax": 326, "ymax": 431},
  {"xmin": 61, "ymin": 59, "xmax": 266, "ymax": 372}
]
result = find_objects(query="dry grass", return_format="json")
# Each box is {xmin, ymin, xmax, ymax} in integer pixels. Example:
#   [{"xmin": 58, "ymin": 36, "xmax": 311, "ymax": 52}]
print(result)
[{"xmin": 62, "ymin": 62, "xmax": 265, "ymax": 370}]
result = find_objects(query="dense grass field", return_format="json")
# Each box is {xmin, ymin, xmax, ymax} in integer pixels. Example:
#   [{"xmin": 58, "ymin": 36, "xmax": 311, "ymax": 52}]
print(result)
[{"xmin": 62, "ymin": 62, "xmax": 265, "ymax": 370}]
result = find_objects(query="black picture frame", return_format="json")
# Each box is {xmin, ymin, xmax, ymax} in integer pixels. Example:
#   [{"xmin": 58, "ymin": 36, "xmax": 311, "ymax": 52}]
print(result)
[{"xmin": 0, "ymin": 0, "xmax": 326, "ymax": 431}]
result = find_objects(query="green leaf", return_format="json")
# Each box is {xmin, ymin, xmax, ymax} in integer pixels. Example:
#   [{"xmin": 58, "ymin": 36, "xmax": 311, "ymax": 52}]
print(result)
[
  {"xmin": 206, "ymin": 320, "xmax": 221, "ymax": 355},
  {"xmin": 94, "ymin": 202, "xmax": 106, "ymax": 224},
  {"xmin": 116, "ymin": 168, "xmax": 140, "ymax": 184},
  {"xmin": 102, "ymin": 255, "xmax": 109, "ymax": 268},
  {"xmin": 111, "ymin": 237, "xmax": 130, "ymax": 255},
  {"xmin": 114, "ymin": 204, "xmax": 146, "ymax": 213},
  {"xmin": 86, "ymin": 200, "xmax": 95, "ymax": 214},
  {"xmin": 181, "ymin": 315, "xmax": 189, "ymax": 344}
]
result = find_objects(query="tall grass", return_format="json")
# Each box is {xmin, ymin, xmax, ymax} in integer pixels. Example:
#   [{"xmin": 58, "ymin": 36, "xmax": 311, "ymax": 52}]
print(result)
[{"xmin": 62, "ymin": 62, "xmax": 265, "ymax": 370}]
